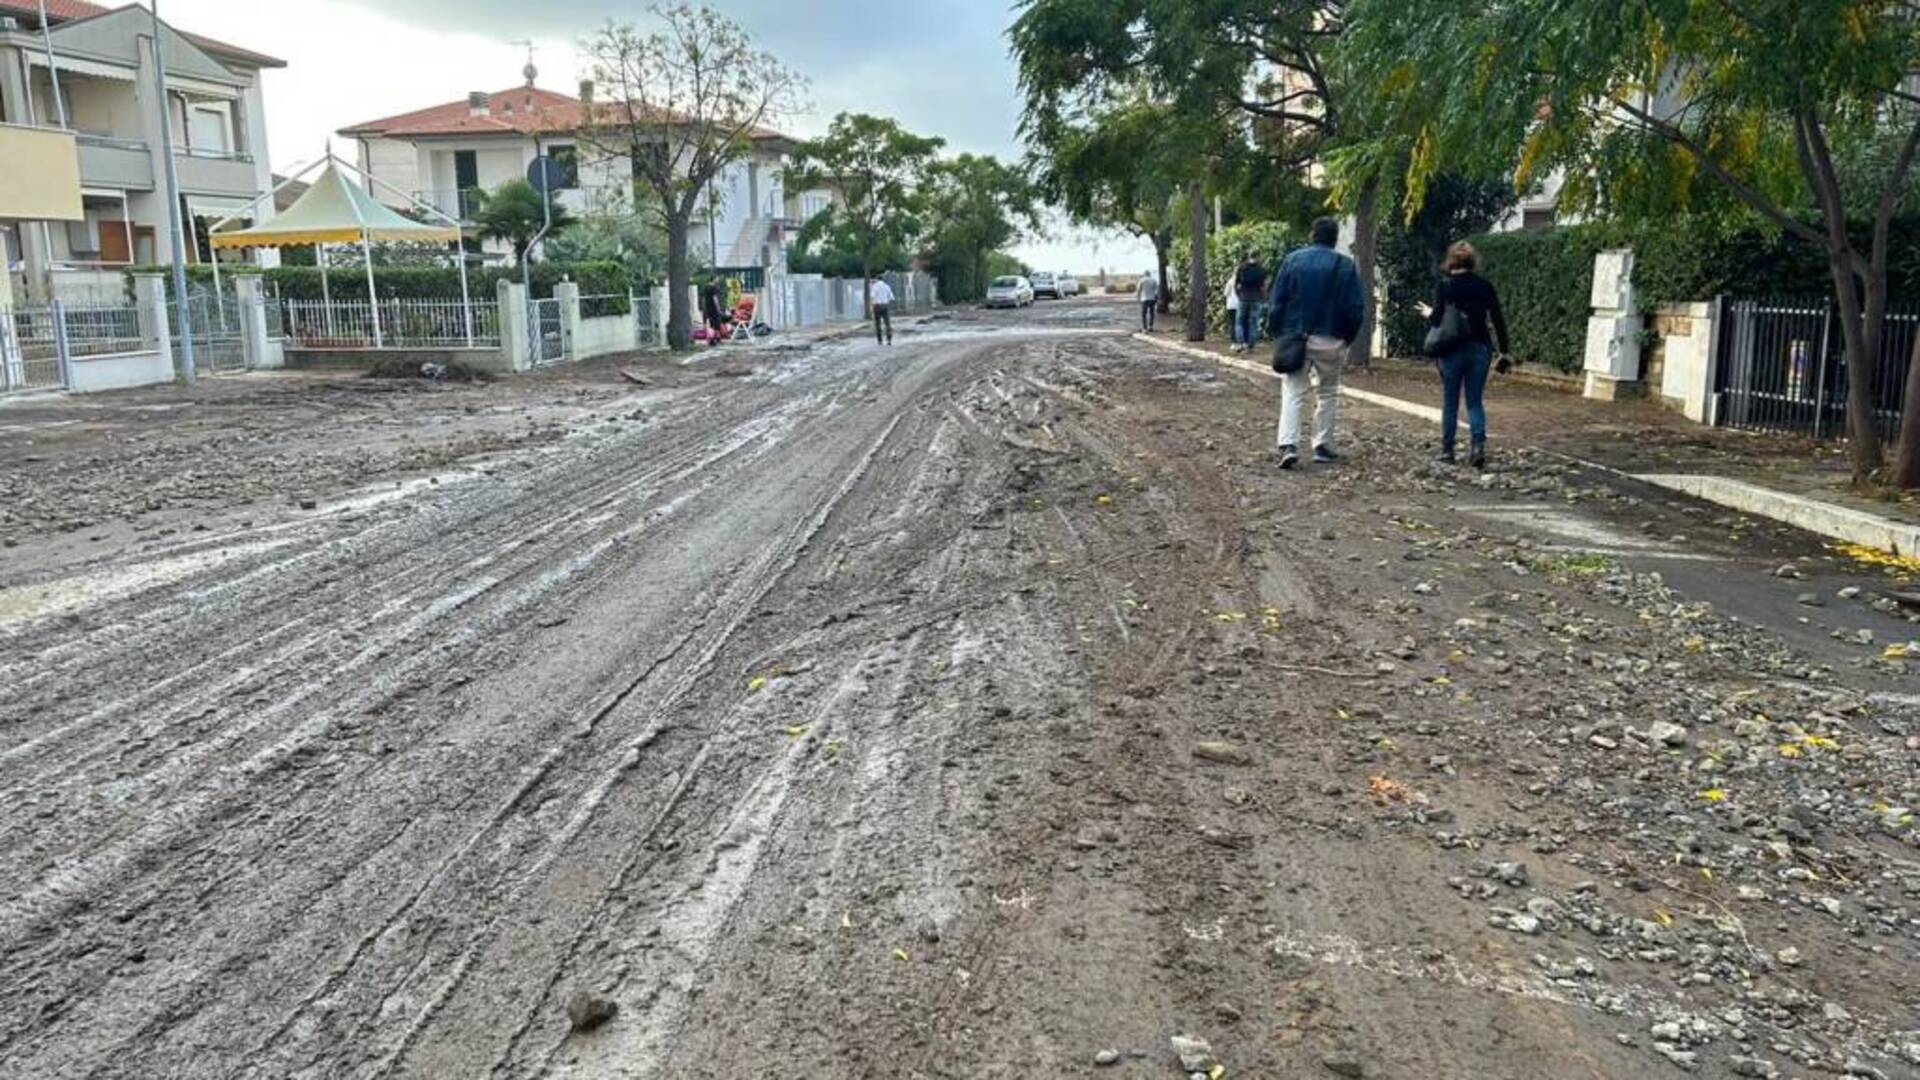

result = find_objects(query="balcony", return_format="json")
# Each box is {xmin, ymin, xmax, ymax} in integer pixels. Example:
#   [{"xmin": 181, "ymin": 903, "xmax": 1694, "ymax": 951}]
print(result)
[
  {"xmin": 172, "ymin": 148, "xmax": 258, "ymax": 196},
  {"xmin": 76, "ymin": 134, "xmax": 154, "ymax": 191},
  {"xmin": 414, "ymin": 188, "xmax": 488, "ymax": 223}
]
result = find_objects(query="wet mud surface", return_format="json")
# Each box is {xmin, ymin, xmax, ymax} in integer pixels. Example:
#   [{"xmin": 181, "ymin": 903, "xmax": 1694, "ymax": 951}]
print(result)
[{"xmin": 2, "ymin": 300, "xmax": 1916, "ymax": 1078}]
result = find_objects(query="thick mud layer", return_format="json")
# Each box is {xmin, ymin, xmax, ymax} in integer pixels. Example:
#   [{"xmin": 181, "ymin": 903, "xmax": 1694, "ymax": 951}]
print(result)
[{"xmin": 3, "ymin": 301, "xmax": 1916, "ymax": 1079}]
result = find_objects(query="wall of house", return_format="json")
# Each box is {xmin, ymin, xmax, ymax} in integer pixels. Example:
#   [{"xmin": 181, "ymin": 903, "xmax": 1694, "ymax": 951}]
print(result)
[{"xmin": 360, "ymin": 135, "xmax": 423, "ymax": 208}]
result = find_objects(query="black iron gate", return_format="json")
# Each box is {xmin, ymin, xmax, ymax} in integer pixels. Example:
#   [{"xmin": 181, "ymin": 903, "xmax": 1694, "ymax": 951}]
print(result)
[{"xmin": 1713, "ymin": 296, "xmax": 1914, "ymax": 441}]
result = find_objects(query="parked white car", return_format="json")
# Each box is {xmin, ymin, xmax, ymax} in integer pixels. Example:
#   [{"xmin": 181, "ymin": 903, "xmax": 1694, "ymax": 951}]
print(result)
[
  {"xmin": 1057, "ymin": 273, "xmax": 1081, "ymax": 297},
  {"xmin": 985, "ymin": 275, "xmax": 1035, "ymax": 308},
  {"xmin": 1029, "ymin": 271, "xmax": 1061, "ymax": 299}
]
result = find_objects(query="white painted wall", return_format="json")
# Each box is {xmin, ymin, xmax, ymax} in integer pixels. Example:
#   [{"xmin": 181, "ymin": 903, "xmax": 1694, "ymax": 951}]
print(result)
[{"xmin": 66, "ymin": 348, "xmax": 172, "ymax": 393}]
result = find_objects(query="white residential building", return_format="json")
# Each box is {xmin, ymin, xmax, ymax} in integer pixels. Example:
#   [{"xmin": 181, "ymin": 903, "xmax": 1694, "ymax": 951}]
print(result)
[
  {"xmin": 0, "ymin": 0, "xmax": 283, "ymax": 302},
  {"xmin": 340, "ymin": 72, "xmax": 822, "ymax": 271}
]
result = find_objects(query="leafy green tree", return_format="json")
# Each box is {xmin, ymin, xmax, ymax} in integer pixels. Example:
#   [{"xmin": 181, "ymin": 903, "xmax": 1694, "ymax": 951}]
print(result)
[
  {"xmin": 1026, "ymin": 95, "xmax": 1185, "ymax": 315},
  {"xmin": 1374, "ymin": 175, "xmax": 1516, "ymax": 355},
  {"xmin": 1011, "ymin": 0, "xmax": 1382, "ymax": 351},
  {"xmin": 473, "ymin": 179, "xmax": 575, "ymax": 264},
  {"xmin": 785, "ymin": 113, "xmax": 945, "ymax": 314},
  {"xmin": 543, "ymin": 200, "xmax": 668, "ymax": 286},
  {"xmin": 920, "ymin": 154, "xmax": 1043, "ymax": 305},
  {"xmin": 581, "ymin": 4, "xmax": 805, "ymax": 350},
  {"xmin": 1343, "ymin": 0, "xmax": 1920, "ymax": 485}
]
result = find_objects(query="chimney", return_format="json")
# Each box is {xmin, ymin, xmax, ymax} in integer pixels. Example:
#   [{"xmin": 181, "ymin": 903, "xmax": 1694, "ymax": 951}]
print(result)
[
  {"xmin": 578, "ymin": 79, "xmax": 595, "ymax": 105},
  {"xmin": 468, "ymin": 91, "xmax": 490, "ymax": 117}
]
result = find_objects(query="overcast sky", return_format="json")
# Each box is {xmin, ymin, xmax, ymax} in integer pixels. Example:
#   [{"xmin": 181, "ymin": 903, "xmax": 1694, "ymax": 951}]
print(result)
[{"xmin": 154, "ymin": 0, "xmax": 1151, "ymax": 276}]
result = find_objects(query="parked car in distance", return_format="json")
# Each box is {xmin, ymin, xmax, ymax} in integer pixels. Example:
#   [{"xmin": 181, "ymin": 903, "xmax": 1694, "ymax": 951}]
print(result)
[
  {"xmin": 1057, "ymin": 272, "xmax": 1081, "ymax": 297},
  {"xmin": 985, "ymin": 276, "xmax": 1035, "ymax": 308},
  {"xmin": 1029, "ymin": 271, "xmax": 1060, "ymax": 299}
]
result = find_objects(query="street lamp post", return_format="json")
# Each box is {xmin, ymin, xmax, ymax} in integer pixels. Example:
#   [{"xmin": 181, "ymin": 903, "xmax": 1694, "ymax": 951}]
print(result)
[{"xmin": 149, "ymin": 0, "xmax": 196, "ymax": 384}]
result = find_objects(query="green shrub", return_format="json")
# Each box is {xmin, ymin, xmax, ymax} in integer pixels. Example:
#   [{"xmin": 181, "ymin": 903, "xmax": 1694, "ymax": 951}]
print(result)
[
  {"xmin": 1455, "ymin": 216, "xmax": 1920, "ymax": 372},
  {"xmin": 1168, "ymin": 220, "xmax": 1303, "ymax": 335}
]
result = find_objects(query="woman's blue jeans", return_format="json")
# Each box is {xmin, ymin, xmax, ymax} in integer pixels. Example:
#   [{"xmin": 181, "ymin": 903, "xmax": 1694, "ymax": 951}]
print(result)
[{"xmin": 1439, "ymin": 343, "xmax": 1492, "ymax": 452}]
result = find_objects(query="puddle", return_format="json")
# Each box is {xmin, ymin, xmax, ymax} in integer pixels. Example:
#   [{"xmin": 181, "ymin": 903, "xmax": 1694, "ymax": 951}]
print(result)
[{"xmin": 0, "ymin": 537, "xmax": 300, "ymax": 628}]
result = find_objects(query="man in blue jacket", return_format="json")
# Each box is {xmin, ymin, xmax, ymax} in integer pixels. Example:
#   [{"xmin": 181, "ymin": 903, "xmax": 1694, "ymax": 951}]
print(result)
[{"xmin": 1265, "ymin": 217, "xmax": 1367, "ymax": 470}]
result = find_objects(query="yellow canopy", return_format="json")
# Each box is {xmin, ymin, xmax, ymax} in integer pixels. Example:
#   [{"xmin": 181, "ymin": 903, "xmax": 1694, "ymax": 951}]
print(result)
[{"xmin": 210, "ymin": 162, "xmax": 460, "ymax": 250}]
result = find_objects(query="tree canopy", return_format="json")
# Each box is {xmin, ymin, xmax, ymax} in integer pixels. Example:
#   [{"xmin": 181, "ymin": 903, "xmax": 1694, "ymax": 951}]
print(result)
[{"xmin": 785, "ymin": 112, "xmax": 945, "ymax": 309}]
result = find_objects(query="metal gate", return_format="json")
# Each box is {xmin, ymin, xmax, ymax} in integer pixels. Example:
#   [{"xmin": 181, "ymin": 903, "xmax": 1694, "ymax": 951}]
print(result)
[
  {"xmin": 529, "ymin": 297, "xmax": 564, "ymax": 365},
  {"xmin": 171, "ymin": 291, "xmax": 249, "ymax": 374},
  {"xmin": 0, "ymin": 308, "xmax": 60, "ymax": 393},
  {"xmin": 1713, "ymin": 296, "xmax": 1915, "ymax": 441}
]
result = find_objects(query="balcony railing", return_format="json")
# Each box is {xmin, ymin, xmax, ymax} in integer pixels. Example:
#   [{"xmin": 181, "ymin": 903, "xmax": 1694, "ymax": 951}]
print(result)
[
  {"xmin": 176, "ymin": 146, "xmax": 254, "ymax": 163},
  {"xmin": 414, "ymin": 188, "xmax": 489, "ymax": 222}
]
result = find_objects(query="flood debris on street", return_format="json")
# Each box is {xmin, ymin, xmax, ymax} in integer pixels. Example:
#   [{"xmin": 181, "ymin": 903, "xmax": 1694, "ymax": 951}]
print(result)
[{"xmin": 1, "ymin": 301, "xmax": 1915, "ymax": 1078}]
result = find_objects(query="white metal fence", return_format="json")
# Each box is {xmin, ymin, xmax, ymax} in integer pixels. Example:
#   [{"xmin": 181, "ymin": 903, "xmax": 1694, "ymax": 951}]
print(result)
[
  {"xmin": 1, "ymin": 300, "xmax": 149, "ymax": 393},
  {"xmin": 762, "ymin": 272, "xmax": 936, "ymax": 333},
  {"xmin": 279, "ymin": 297, "xmax": 501, "ymax": 349}
]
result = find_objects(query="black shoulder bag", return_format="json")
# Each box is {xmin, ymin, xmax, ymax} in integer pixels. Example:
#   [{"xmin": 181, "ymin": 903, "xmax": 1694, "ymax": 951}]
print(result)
[{"xmin": 1423, "ymin": 301, "xmax": 1471, "ymax": 359}]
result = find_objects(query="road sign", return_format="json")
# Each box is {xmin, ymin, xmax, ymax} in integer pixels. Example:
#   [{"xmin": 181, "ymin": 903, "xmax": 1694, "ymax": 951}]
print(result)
[{"xmin": 527, "ymin": 156, "xmax": 567, "ymax": 196}]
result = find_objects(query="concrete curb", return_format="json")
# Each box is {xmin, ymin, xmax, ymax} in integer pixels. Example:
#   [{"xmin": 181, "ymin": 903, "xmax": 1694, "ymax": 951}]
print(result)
[
  {"xmin": 1128, "ymin": 331, "xmax": 1920, "ymax": 558},
  {"xmin": 1637, "ymin": 475, "xmax": 1920, "ymax": 558}
]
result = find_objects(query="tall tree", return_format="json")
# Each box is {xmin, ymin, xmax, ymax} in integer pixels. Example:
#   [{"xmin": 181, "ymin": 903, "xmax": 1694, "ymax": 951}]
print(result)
[
  {"xmin": 1029, "ymin": 96, "xmax": 1185, "ymax": 314},
  {"xmin": 785, "ymin": 113, "xmax": 945, "ymax": 316},
  {"xmin": 921, "ymin": 154, "xmax": 1042, "ymax": 305},
  {"xmin": 1011, "ymin": 0, "xmax": 1379, "ymax": 355},
  {"xmin": 1344, "ymin": 0, "xmax": 1920, "ymax": 485},
  {"xmin": 581, "ymin": 3, "xmax": 804, "ymax": 350}
]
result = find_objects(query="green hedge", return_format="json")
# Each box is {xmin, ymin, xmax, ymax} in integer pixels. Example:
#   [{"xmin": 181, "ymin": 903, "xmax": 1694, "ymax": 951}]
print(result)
[
  {"xmin": 1168, "ymin": 220, "xmax": 1303, "ymax": 336},
  {"xmin": 127, "ymin": 261, "xmax": 634, "ymax": 309},
  {"xmin": 1447, "ymin": 218, "xmax": 1920, "ymax": 372}
]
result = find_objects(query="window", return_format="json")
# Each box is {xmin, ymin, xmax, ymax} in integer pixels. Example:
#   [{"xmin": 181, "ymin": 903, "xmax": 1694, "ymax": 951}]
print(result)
[
  {"xmin": 190, "ymin": 107, "xmax": 230, "ymax": 155},
  {"xmin": 454, "ymin": 150, "xmax": 480, "ymax": 193},
  {"xmin": 547, "ymin": 144, "xmax": 580, "ymax": 190}
]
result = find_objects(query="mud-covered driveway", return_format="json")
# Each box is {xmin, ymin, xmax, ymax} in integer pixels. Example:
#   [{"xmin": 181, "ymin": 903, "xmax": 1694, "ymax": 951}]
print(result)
[{"xmin": 3, "ymin": 299, "xmax": 1917, "ymax": 1079}]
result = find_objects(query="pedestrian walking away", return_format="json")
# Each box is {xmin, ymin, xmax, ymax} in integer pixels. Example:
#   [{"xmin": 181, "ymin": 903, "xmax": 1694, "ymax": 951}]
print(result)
[
  {"xmin": 1226, "ymin": 286, "xmax": 1243, "ymax": 346},
  {"xmin": 870, "ymin": 276, "xmax": 896, "ymax": 345},
  {"xmin": 1136, "ymin": 271, "xmax": 1160, "ymax": 331},
  {"xmin": 1424, "ymin": 241, "xmax": 1512, "ymax": 470},
  {"xmin": 1232, "ymin": 251, "xmax": 1268, "ymax": 353},
  {"xmin": 1265, "ymin": 218, "xmax": 1366, "ymax": 470}
]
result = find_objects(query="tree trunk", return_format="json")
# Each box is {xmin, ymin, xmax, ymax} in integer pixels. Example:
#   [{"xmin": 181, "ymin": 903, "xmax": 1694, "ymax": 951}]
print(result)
[
  {"xmin": 1186, "ymin": 179, "xmax": 1207, "ymax": 342},
  {"xmin": 666, "ymin": 211, "xmax": 693, "ymax": 351},
  {"xmin": 862, "ymin": 252, "xmax": 873, "ymax": 319},
  {"xmin": 974, "ymin": 250, "xmax": 988, "ymax": 305},
  {"xmin": 1827, "ymin": 253, "xmax": 1884, "ymax": 481},
  {"xmin": 1348, "ymin": 178, "xmax": 1381, "ymax": 370},
  {"xmin": 1895, "ymin": 331, "xmax": 1920, "ymax": 489},
  {"xmin": 1153, "ymin": 231, "xmax": 1172, "ymax": 316}
]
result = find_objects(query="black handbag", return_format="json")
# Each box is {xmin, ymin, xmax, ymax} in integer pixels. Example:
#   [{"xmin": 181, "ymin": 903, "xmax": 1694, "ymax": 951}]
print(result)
[
  {"xmin": 1272, "ymin": 332, "xmax": 1308, "ymax": 375},
  {"xmin": 1423, "ymin": 302, "xmax": 1471, "ymax": 358}
]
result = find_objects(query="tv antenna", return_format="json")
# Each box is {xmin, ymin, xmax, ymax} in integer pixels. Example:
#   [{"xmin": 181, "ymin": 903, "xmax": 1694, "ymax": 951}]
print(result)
[{"xmin": 511, "ymin": 39, "xmax": 538, "ymax": 86}]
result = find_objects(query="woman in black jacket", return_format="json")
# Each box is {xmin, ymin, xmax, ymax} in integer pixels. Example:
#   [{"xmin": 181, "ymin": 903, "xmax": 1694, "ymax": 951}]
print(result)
[{"xmin": 1427, "ymin": 241, "xmax": 1512, "ymax": 468}]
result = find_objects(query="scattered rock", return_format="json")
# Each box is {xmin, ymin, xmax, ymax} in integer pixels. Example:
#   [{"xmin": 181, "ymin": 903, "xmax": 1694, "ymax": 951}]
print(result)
[
  {"xmin": 1193, "ymin": 741, "xmax": 1254, "ymax": 767},
  {"xmin": 1093, "ymin": 1049, "xmax": 1121, "ymax": 1067},
  {"xmin": 1321, "ymin": 1054, "xmax": 1366, "ymax": 1077},
  {"xmin": 1774, "ymin": 946, "xmax": 1803, "ymax": 967},
  {"xmin": 1170, "ymin": 1034, "xmax": 1214, "ymax": 1072},
  {"xmin": 1796, "ymin": 592, "xmax": 1823, "ymax": 607},
  {"xmin": 566, "ymin": 991, "xmax": 617, "ymax": 1033},
  {"xmin": 1645, "ymin": 721, "xmax": 1688, "ymax": 747}
]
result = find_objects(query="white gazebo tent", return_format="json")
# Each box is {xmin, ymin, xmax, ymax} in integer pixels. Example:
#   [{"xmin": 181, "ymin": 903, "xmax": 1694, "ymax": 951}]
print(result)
[{"xmin": 208, "ymin": 154, "xmax": 470, "ymax": 348}]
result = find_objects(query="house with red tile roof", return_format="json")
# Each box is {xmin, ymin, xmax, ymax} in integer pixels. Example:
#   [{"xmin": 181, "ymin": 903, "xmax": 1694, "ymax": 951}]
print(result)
[
  {"xmin": 340, "ymin": 69, "xmax": 821, "ymax": 271},
  {"xmin": 0, "ymin": 1, "xmax": 285, "ymax": 302}
]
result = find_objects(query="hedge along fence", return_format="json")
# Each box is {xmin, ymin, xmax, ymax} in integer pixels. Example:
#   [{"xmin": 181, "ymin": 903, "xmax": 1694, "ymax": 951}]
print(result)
[
  {"xmin": 1168, "ymin": 220, "xmax": 1304, "ymax": 337},
  {"xmin": 1448, "ymin": 217, "xmax": 1920, "ymax": 373},
  {"xmin": 125, "ymin": 261, "xmax": 636, "ymax": 314}
]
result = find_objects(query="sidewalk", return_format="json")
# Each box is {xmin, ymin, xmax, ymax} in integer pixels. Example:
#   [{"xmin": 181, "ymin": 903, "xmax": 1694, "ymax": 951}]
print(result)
[{"xmin": 1131, "ymin": 330, "xmax": 1920, "ymax": 559}]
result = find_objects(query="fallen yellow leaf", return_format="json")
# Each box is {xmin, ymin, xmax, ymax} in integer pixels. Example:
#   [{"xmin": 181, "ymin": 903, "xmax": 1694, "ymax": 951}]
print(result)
[
  {"xmin": 786, "ymin": 725, "xmax": 808, "ymax": 738},
  {"xmin": 840, "ymin": 911, "xmax": 852, "ymax": 930},
  {"xmin": 1700, "ymin": 788, "xmax": 1728, "ymax": 803},
  {"xmin": 892, "ymin": 947, "xmax": 910, "ymax": 962},
  {"xmin": 748, "ymin": 675, "xmax": 768, "ymax": 692}
]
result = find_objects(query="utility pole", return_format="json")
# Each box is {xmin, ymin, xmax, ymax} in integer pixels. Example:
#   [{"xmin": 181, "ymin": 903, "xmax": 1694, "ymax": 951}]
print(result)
[
  {"xmin": 37, "ymin": 1, "xmax": 68, "ymax": 127},
  {"xmin": 149, "ymin": 0, "xmax": 195, "ymax": 383}
]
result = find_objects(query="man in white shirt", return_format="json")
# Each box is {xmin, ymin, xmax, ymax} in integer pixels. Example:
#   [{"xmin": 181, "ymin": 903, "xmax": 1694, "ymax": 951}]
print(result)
[{"xmin": 869, "ymin": 277, "xmax": 896, "ymax": 345}]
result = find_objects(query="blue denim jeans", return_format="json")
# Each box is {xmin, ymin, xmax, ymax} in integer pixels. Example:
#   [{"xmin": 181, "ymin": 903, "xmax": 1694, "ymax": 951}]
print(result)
[
  {"xmin": 1234, "ymin": 296, "xmax": 1261, "ymax": 346},
  {"xmin": 1440, "ymin": 343, "xmax": 1493, "ymax": 451}
]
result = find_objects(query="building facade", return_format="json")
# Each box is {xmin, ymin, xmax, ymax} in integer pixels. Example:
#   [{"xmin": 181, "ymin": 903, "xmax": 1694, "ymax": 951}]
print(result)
[
  {"xmin": 340, "ymin": 74, "xmax": 819, "ymax": 271},
  {"xmin": 0, "ymin": 1, "xmax": 283, "ymax": 302}
]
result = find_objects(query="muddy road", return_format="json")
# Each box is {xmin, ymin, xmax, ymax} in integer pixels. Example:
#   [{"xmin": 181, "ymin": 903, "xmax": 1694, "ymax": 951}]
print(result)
[{"xmin": 2, "ymin": 299, "xmax": 1917, "ymax": 1079}]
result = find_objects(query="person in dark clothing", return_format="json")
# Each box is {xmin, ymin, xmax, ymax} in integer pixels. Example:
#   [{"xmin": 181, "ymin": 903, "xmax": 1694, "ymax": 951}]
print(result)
[
  {"xmin": 1232, "ymin": 253, "xmax": 1268, "ymax": 353},
  {"xmin": 1427, "ymin": 241, "xmax": 1512, "ymax": 468},
  {"xmin": 1266, "ymin": 217, "xmax": 1367, "ymax": 469},
  {"xmin": 700, "ymin": 278, "xmax": 727, "ymax": 345}
]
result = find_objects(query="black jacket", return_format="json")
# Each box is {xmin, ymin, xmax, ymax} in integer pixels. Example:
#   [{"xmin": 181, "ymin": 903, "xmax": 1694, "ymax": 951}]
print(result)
[
  {"xmin": 1234, "ymin": 259, "xmax": 1269, "ymax": 297},
  {"xmin": 1430, "ymin": 271, "xmax": 1510, "ymax": 353}
]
